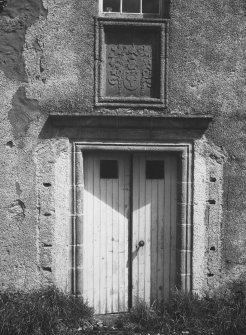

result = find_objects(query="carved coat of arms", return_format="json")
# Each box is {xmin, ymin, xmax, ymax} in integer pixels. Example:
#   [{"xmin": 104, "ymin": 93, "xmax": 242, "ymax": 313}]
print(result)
[{"xmin": 106, "ymin": 44, "xmax": 152, "ymax": 97}]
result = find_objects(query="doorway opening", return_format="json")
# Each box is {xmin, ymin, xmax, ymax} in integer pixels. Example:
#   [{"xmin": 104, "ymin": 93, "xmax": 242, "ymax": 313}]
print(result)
[{"xmin": 72, "ymin": 142, "xmax": 192, "ymax": 314}]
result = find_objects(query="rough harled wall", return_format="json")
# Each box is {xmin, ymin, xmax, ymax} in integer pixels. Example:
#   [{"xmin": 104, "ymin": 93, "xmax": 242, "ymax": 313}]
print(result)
[
  {"xmin": 0, "ymin": 0, "xmax": 97, "ymax": 290},
  {"xmin": 169, "ymin": 0, "xmax": 246, "ymax": 292},
  {"xmin": 0, "ymin": 0, "xmax": 48, "ymax": 290},
  {"xmin": 0, "ymin": 0, "xmax": 245, "ymax": 293}
]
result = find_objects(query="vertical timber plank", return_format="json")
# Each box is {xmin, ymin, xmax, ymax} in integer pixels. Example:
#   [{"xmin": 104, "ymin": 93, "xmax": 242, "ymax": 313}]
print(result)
[
  {"xmin": 100, "ymin": 168, "xmax": 107, "ymax": 314},
  {"xmin": 124, "ymin": 156, "xmax": 130, "ymax": 310},
  {"xmin": 118, "ymin": 155, "xmax": 125, "ymax": 311},
  {"xmin": 157, "ymin": 173, "xmax": 165, "ymax": 301},
  {"xmin": 170, "ymin": 155, "xmax": 178, "ymax": 292},
  {"xmin": 163, "ymin": 156, "xmax": 171, "ymax": 301},
  {"xmin": 118, "ymin": 155, "xmax": 130, "ymax": 311},
  {"xmin": 138, "ymin": 154, "xmax": 146, "ymax": 301},
  {"xmin": 112, "ymin": 174, "xmax": 119, "ymax": 312},
  {"xmin": 132, "ymin": 154, "xmax": 140, "ymax": 303},
  {"xmin": 81, "ymin": 152, "xmax": 88, "ymax": 299},
  {"xmin": 145, "ymin": 160, "xmax": 151, "ymax": 303},
  {"xmin": 106, "ymin": 178, "xmax": 113, "ymax": 313},
  {"xmin": 150, "ymin": 178, "xmax": 158, "ymax": 302},
  {"xmin": 93, "ymin": 156, "xmax": 100, "ymax": 312}
]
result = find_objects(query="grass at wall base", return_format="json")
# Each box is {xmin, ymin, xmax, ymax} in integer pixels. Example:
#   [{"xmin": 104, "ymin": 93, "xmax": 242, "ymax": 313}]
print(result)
[{"xmin": 0, "ymin": 284, "xmax": 246, "ymax": 334}]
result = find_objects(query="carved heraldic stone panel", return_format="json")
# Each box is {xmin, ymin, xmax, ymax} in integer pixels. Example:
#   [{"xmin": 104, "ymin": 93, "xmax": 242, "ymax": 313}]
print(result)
[
  {"xmin": 95, "ymin": 19, "xmax": 167, "ymax": 108},
  {"xmin": 106, "ymin": 35, "xmax": 157, "ymax": 97}
]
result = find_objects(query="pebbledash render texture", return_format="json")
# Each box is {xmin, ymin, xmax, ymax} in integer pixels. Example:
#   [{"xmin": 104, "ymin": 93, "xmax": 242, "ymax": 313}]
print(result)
[{"xmin": 0, "ymin": 0, "xmax": 246, "ymax": 310}]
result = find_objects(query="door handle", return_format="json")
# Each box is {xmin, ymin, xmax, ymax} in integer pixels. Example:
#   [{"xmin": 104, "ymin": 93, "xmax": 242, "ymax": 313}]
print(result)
[
  {"xmin": 138, "ymin": 240, "xmax": 145, "ymax": 247},
  {"xmin": 136, "ymin": 240, "xmax": 145, "ymax": 253},
  {"xmin": 132, "ymin": 241, "xmax": 145, "ymax": 261}
]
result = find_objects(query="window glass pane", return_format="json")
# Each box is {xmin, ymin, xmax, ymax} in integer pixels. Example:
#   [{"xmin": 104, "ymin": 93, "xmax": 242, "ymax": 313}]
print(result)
[
  {"xmin": 142, "ymin": 0, "xmax": 159, "ymax": 13},
  {"xmin": 146, "ymin": 160, "xmax": 164, "ymax": 179},
  {"xmin": 103, "ymin": 0, "xmax": 120, "ymax": 12},
  {"xmin": 122, "ymin": 0, "xmax": 140, "ymax": 13},
  {"xmin": 100, "ymin": 160, "xmax": 118, "ymax": 179}
]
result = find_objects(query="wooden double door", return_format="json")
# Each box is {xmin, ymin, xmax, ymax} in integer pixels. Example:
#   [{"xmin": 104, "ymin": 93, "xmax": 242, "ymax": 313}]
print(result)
[{"xmin": 82, "ymin": 151, "xmax": 178, "ymax": 314}]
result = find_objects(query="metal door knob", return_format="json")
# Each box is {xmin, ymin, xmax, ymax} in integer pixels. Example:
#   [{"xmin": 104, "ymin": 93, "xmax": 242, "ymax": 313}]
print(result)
[{"xmin": 138, "ymin": 240, "xmax": 145, "ymax": 247}]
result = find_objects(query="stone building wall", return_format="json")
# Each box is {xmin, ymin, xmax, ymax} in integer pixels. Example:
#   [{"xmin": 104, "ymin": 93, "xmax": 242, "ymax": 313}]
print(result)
[{"xmin": 0, "ymin": 0, "xmax": 246, "ymax": 295}]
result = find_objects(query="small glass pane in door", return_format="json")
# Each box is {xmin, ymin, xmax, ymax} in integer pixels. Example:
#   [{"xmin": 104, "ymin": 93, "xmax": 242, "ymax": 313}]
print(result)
[
  {"xmin": 146, "ymin": 160, "xmax": 164, "ymax": 179},
  {"xmin": 100, "ymin": 160, "xmax": 118, "ymax": 179}
]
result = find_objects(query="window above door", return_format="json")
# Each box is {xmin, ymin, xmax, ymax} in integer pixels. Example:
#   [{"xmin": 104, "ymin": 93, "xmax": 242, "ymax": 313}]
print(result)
[
  {"xmin": 100, "ymin": 0, "xmax": 168, "ymax": 18},
  {"xmin": 102, "ymin": 0, "xmax": 160, "ymax": 15}
]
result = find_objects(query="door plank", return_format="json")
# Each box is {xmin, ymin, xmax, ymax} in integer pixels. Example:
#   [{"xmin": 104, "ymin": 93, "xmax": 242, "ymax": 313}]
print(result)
[
  {"xmin": 85, "ymin": 154, "xmax": 95, "ymax": 306},
  {"xmin": 163, "ymin": 156, "xmax": 171, "ymax": 300},
  {"xmin": 106, "ymin": 178, "xmax": 113, "ymax": 313},
  {"xmin": 118, "ymin": 156, "xmax": 129, "ymax": 311},
  {"xmin": 145, "ymin": 163, "xmax": 152, "ymax": 303},
  {"xmin": 150, "ymin": 178, "xmax": 158, "ymax": 302},
  {"xmin": 170, "ymin": 156, "xmax": 178, "ymax": 292},
  {"xmin": 157, "ymin": 178, "xmax": 165, "ymax": 301},
  {"xmin": 100, "ymin": 176, "xmax": 107, "ymax": 314},
  {"xmin": 118, "ymin": 157, "xmax": 125, "ymax": 312},
  {"xmin": 124, "ymin": 159, "xmax": 130, "ymax": 310},
  {"xmin": 93, "ymin": 157, "xmax": 101, "ymax": 311},
  {"xmin": 83, "ymin": 154, "xmax": 89, "ymax": 300},
  {"xmin": 112, "ymin": 177, "xmax": 119, "ymax": 312},
  {"xmin": 138, "ymin": 154, "xmax": 146, "ymax": 301},
  {"xmin": 132, "ymin": 154, "xmax": 140, "ymax": 304}
]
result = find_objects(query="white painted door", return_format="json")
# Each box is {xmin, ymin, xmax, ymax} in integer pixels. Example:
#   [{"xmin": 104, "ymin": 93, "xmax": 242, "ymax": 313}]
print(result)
[
  {"xmin": 132, "ymin": 153, "xmax": 178, "ymax": 304},
  {"xmin": 83, "ymin": 152, "xmax": 130, "ymax": 314},
  {"xmin": 82, "ymin": 152, "xmax": 177, "ymax": 314}
]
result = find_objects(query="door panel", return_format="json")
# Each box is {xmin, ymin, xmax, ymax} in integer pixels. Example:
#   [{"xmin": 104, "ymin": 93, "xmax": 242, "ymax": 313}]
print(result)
[
  {"xmin": 83, "ymin": 152, "xmax": 130, "ymax": 314},
  {"xmin": 132, "ymin": 153, "xmax": 177, "ymax": 304}
]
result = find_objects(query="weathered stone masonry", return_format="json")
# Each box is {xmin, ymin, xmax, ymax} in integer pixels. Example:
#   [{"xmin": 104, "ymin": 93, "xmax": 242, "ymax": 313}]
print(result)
[{"xmin": 0, "ymin": 0, "xmax": 246, "ymax": 299}]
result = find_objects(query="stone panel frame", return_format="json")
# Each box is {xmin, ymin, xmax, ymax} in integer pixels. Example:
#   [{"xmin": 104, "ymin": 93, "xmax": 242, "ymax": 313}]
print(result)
[
  {"xmin": 95, "ymin": 18, "xmax": 168, "ymax": 108},
  {"xmin": 71, "ymin": 141, "xmax": 192, "ymax": 299}
]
